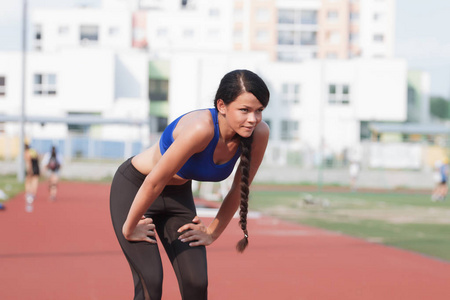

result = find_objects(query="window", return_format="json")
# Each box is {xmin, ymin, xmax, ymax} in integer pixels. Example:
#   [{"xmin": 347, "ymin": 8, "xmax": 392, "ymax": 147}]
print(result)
[
  {"xmin": 59, "ymin": 26, "xmax": 69, "ymax": 35},
  {"xmin": 328, "ymin": 31, "xmax": 340, "ymax": 44},
  {"xmin": 300, "ymin": 10, "xmax": 317, "ymax": 25},
  {"xmin": 281, "ymin": 120, "xmax": 299, "ymax": 141},
  {"xmin": 278, "ymin": 9, "xmax": 295, "ymax": 24},
  {"xmin": 281, "ymin": 83, "xmax": 300, "ymax": 104},
  {"xmin": 156, "ymin": 116, "xmax": 168, "ymax": 132},
  {"xmin": 0, "ymin": 76, "xmax": 5, "ymax": 96},
  {"xmin": 234, "ymin": 29, "xmax": 243, "ymax": 42},
  {"xmin": 34, "ymin": 24, "xmax": 42, "ymax": 51},
  {"xmin": 350, "ymin": 12, "xmax": 359, "ymax": 22},
  {"xmin": 277, "ymin": 51, "xmax": 295, "ymax": 62},
  {"xmin": 300, "ymin": 31, "xmax": 317, "ymax": 45},
  {"xmin": 109, "ymin": 27, "xmax": 119, "ymax": 36},
  {"xmin": 326, "ymin": 52, "xmax": 338, "ymax": 59},
  {"xmin": 149, "ymin": 79, "xmax": 169, "ymax": 101},
  {"xmin": 209, "ymin": 8, "xmax": 220, "ymax": 17},
  {"xmin": 256, "ymin": 8, "xmax": 270, "ymax": 22},
  {"xmin": 256, "ymin": 29, "xmax": 269, "ymax": 43},
  {"xmin": 327, "ymin": 11, "xmax": 339, "ymax": 22},
  {"xmin": 278, "ymin": 30, "xmax": 294, "ymax": 45},
  {"xmin": 373, "ymin": 34, "xmax": 384, "ymax": 42},
  {"xmin": 80, "ymin": 25, "xmax": 99, "ymax": 45},
  {"xmin": 279, "ymin": 9, "xmax": 318, "ymax": 25},
  {"xmin": 328, "ymin": 84, "xmax": 350, "ymax": 105},
  {"xmin": 349, "ymin": 32, "xmax": 359, "ymax": 43},
  {"xmin": 373, "ymin": 13, "xmax": 383, "ymax": 21},
  {"xmin": 157, "ymin": 27, "xmax": 168, "ymax": 37},
  {"xmin": 33, "ymin": 73, "xmax": 57, "ymax": 96}
]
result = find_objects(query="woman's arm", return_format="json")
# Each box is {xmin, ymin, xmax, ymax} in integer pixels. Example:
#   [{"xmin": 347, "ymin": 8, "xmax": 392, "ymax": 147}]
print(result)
[
  {"xmin": 178, "ymin": 121, "xmax": 270, "ymax": 246},
  {"xmin": 122, "ymin": 118, "xmax": 214, "ymax": 242}
]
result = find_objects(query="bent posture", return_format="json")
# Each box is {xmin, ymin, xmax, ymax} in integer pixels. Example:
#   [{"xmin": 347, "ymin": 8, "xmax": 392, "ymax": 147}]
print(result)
[{"xmin": 110, "ymin": 69, "xmax": 270, "ymax": 300}]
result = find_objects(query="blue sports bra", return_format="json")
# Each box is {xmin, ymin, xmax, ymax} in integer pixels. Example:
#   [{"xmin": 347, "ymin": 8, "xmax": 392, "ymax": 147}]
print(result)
[{"xmin": 159, "ymin": 108, "xmax": 241, "ymax": 182}]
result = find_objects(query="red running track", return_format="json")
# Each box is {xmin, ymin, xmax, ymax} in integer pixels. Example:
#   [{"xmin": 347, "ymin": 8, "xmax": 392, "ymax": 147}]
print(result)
[{"xmin": 0, "ymin": 182, "xmax": 449, "ymax": 299}]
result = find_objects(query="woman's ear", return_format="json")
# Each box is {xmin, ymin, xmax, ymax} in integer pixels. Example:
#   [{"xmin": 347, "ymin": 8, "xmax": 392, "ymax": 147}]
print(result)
[{"xmin": 216, "ymin": 99, "xmax": 227, "ymax": 114}]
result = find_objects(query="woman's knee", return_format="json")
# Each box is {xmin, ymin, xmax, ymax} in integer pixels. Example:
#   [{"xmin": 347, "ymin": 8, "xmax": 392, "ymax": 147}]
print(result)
[{"xmin": 181, "ymin": 275, "xmax": 208, "ymax": 300}]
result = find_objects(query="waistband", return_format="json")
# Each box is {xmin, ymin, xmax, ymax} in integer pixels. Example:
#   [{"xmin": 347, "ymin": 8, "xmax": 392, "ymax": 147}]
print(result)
[{"xmin": 118, "ymin": 157, "xmax": 146, "ymax": 185}]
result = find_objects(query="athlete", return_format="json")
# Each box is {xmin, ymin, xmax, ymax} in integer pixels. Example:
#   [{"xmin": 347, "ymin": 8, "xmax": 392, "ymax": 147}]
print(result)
[
  {"xmin": 110, "ymin": 69, "xmax": 270, "ymax": 300},
  {"xmin": 24, "ymin": 143, "xmax": 40, "ymax": 212}
]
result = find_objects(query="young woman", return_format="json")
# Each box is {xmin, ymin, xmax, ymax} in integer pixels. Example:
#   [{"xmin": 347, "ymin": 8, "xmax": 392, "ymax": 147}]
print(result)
[
  {"xmin": 24, "ymin": 143, "xmax": 40, "ymax": 212},
  {"xmin": 42, "ymin": 146, "xmax": 63, "ymax": 201},
  {"xmin": 110, "ymin": 69, "xmax": 270, "ymax": 300}
]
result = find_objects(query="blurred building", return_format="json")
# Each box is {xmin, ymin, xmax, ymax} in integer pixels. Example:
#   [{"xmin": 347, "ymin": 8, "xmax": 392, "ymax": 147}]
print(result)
[{"xmin": 0, "ymin": 0, "xmax": 408, "ymax": 168}]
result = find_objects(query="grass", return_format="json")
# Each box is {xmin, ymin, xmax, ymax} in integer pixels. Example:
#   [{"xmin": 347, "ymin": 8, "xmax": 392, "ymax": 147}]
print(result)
[
  {"xmin": 0, "ymin": 174, "xmax": 25, "ymax": 203},
  {"xmin": 250, "ymin": 187, "xmax": 450, "ymax": 262}
]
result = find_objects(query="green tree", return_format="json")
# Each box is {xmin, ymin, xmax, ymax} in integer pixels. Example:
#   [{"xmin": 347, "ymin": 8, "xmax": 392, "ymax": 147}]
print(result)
[{"xmin": 430, "ymin": 97, "xmax": 449, "ymax": 119}]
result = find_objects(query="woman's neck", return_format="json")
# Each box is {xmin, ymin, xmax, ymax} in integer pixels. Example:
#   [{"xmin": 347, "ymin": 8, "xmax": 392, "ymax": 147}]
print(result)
[{"xmin": 217, "ymin": 113, "xmax": 240, "ymax": 144}]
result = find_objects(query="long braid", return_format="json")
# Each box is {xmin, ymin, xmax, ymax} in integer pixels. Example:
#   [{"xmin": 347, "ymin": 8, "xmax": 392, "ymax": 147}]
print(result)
[
  {"xmin": 213, "ymin": 69, "xmax": 269, "ymax": 252},
  {"xmin": 236, "ymin": 134, "xmax": 253, "ymax": 253}
]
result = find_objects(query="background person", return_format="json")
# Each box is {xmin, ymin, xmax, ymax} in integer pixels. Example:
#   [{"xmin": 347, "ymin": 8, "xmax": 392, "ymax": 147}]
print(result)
[
  {"xmin": 42, "ymin": 146, "xmax": 63, "ymax": 201},
  {"xmin": 109, "ymin": 69, "xmax": 270, "ymax": 300},
  {"xmin": 349, "ymin": 160, "xmax": 360, "ymax": 192},
  {"xmin": 24, "ymin": 143, "xmax": 40, "ymax": 212},
  {"xmin": 432, "ymin": 158, "xmax": 449, "ymax": 201}
]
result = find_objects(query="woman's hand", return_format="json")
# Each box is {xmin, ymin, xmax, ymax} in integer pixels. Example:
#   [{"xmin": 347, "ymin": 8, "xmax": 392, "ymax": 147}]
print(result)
[
  {"xmin": 123, "ymin": 216, "xmax": 157, "ymax": 244},
  {"xmin": 177, "ymin": 216, "xmax": 214, "ymax": 247}
]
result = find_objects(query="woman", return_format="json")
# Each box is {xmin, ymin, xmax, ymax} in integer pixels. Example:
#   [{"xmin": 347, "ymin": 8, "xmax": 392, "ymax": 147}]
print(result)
[
  {"xmin": 24, "ymin": 143, "xmax": 40, "ymax": 212},
  {"xmin": 42, "ymin": 146, "xmax": 62, "ymax": 201},
  {"xmin": 110, "ymin": 69, "xmax": 270, "ymax": 300}
]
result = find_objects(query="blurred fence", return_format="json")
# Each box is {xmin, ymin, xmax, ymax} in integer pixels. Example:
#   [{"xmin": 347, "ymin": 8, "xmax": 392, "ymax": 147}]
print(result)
[
  {"xmin": 0, "ymin": 134, "xmax": 144, "ymax": 161},
  {"xmin": 263, "ymin": 140, "xmax": 448, "ymax": 171},
  {"xmin": 0, "ymin": 134, "xmax": 447, "ymax": 190}
]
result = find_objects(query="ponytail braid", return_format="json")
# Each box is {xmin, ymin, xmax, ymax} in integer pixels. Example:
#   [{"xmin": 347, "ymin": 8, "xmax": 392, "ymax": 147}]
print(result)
[{"xmin": 236, "ymin": 134, "xmax": 253, "ymax": 253}]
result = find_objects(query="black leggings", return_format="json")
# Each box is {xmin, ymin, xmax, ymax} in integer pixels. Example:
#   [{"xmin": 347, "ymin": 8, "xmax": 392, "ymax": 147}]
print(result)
[{"xmin": 110, "ymin": 158, "xmax": 208, "ymax": 300}]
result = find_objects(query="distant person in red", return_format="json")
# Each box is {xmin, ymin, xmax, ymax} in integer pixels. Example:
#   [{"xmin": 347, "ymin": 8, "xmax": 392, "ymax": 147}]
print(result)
[
  {"xmin": 42, "ymin": 146, "xmax": 63, "ymax": 201},
  {"xmin": 110, "ymin": 70, "xmax": 270, "ymax": 300},
  {"xmin": 24, "ymin": 143, "xmax": 40, "ymax": 212}
]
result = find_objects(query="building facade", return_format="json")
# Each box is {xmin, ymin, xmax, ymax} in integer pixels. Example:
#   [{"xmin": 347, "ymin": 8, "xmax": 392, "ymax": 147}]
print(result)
[{"xmin": 0, "ymin": 0, "xmax": 406, "ymax": 167}]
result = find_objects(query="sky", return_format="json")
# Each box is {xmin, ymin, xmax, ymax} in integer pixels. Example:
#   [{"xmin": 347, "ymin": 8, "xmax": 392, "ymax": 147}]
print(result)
[{"xmin": 0, "ymin": 0, "xmax": 449, "ymax": 98}]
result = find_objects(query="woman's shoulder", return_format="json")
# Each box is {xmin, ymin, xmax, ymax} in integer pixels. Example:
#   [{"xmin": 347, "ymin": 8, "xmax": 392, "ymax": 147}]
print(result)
[
  {"xmin": 254, "ymin": 120, "xmax": 270, "ymax": 140},
  {"xmin": 173, "ymin": 109, "xmax": 215, "ymax": 143}
]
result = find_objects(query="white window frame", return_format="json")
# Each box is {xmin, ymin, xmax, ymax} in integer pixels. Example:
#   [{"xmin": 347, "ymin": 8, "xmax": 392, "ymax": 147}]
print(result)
[
  {"xmin": 280, "ymin": 120, "xmax": 300, "ymax": 141},
  {"xmin": 80, "ymin": 25, "xmax": 99, "ymax": 45},
  {"xmin": 373, "ymin": 34, "xmax": 384, "ymax": 42},
  {"xmin": 281, "ymin": 83, "xmax": 300, "ymax": 104},
  {"xmin": 328, "ymin": 84, "xmax": 350, "ymax": 105},
  {"xmin": 327, "ymin": 11, "xmax": 339, "ymax": 22},
  {"xmin": 328, "ymin": 31, "xmax": 340, "ymax": 44},
  {"xmin": 0, "ymin": 76, "xmax": 6, "ymax": 97},
  {"xmin": 33, "ymin": 73, "xmax": 57, "ymax": 96},
  {"xmin": 59, "ymin": 25, "xmax": 69, "ymax": 35},
  {"xmin": 109, "ymin": 26, "xmax": 120, "ymax": 36},
  {"xmin": 256, "ymin": 29, "xmax": 269, "ymax": 43},
  {"xmin": 256, "ymin": 8, "xmax": 270, "ymax": 22}
]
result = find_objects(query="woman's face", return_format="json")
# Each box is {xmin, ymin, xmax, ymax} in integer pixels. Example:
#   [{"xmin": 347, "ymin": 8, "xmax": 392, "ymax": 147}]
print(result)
[{"xmin": 218, "ymin": 92, "xmax": 265, "ymax": 138}]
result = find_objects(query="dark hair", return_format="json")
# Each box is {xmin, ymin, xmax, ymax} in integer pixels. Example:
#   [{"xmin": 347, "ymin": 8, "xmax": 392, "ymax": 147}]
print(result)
[
  {"xmin": 214, "ymin": 69, "xmax": 270, "ymax": 252},
  {"xmin": 51, "ymin": 146, "xmax": 57, "ymax": 158}
]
